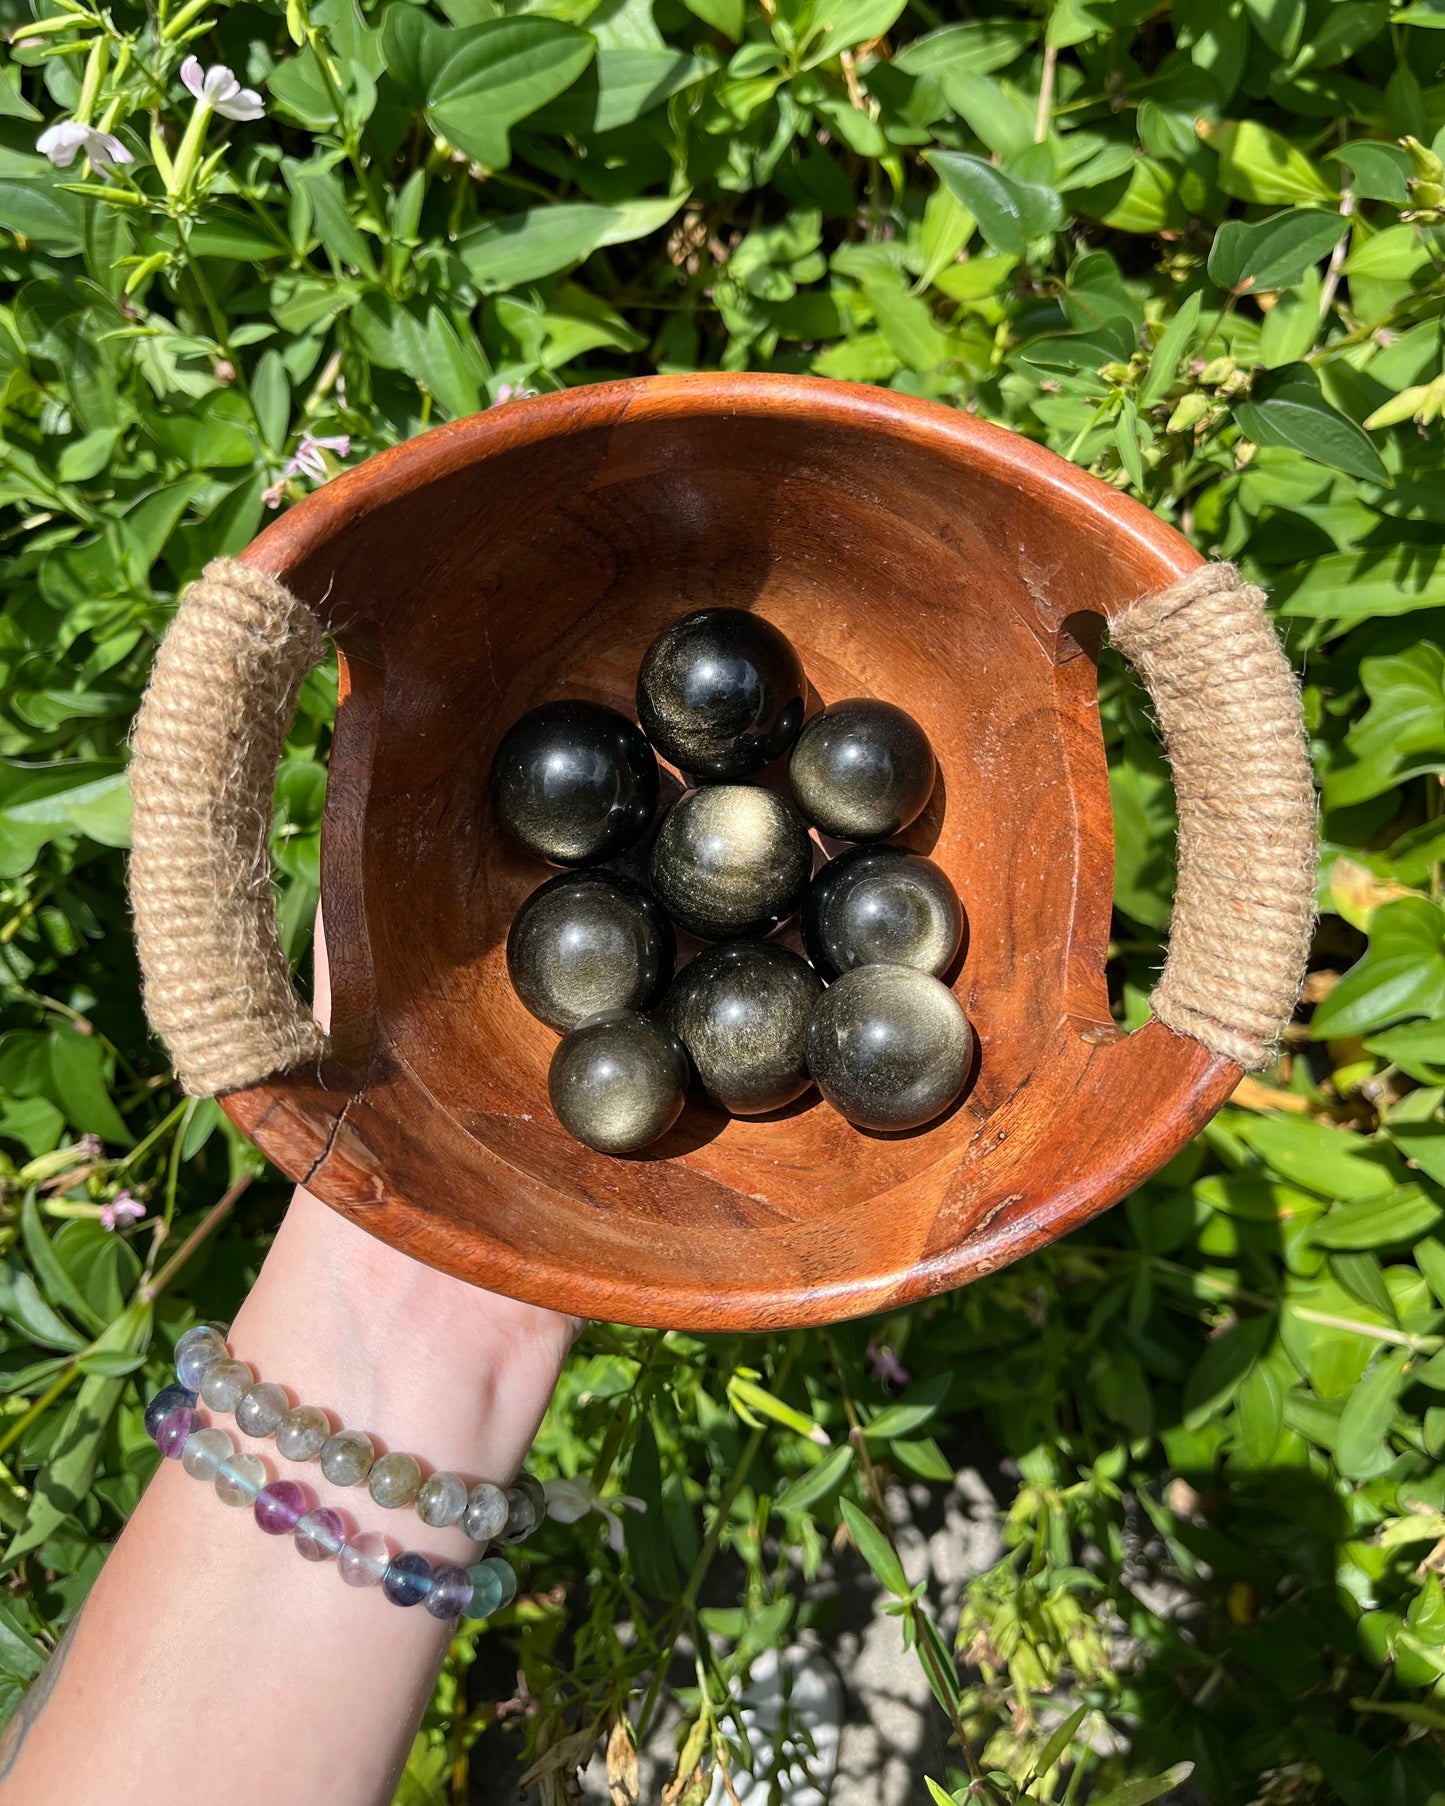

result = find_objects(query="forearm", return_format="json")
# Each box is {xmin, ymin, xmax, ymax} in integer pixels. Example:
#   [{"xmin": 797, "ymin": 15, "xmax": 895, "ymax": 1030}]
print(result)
[{"xmin": 0, "ymin": 1187, "xmax": 573, "ymax": 1806}]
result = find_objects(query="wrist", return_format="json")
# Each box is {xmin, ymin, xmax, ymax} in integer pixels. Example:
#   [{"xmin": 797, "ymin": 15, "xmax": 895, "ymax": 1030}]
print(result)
[{"xmin": 224, "ymin": 1188, "xmax": 572, "ymax": 1500}]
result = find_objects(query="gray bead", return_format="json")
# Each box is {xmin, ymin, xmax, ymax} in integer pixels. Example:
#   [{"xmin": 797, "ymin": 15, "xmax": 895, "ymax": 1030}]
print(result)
[
  {"xmin": 548, "ymin": 1010, "xmax": 688, "ymax": 1155},
  {"xmin": 368, "ymin": 1451, "xmax": 422, "ymax": 1509},
  {"xmin": 235, "ymin": 1381, "xmax": 289, "ymax": 1439},
  {"xmin": 507, "ymin": 871, "xmax": 675, "ymax": 1032},
  {"xmin": 802, "ymin": 845, "xmax": 962, "ymax": 980},
  {"xmin": 320, "ymin": 1429, "xmax": 376, "ymax": 1487},
  {"xmin": 198, "ymin": 1357, "xmax": 253, "ymax": 1414},
  {"xmin": 806, "ymin": 964, "xmax": 971, "ymax": 1132},
  {"xmin": 498, "ymin": 1481, "xmax": 542, "ymax": 1546},
  {"xmin": 462, "ymin": 1481, "xmax": 509, "ymax": 1544},
  {"xmin": 649, "ymin": 787, "xmax": 812, "ymax": 941},
  {"xmin": 174, "ymin": 1324, "xmax": 228, "ymax": 1391},
  {"xmin": 276, "ymin": 1404, "xmax": 330, "ymax": 1461},
  {"xmin": 665, "ymin": 941, "xmax": 822, "ymax": 1115},
  {"xmin": 416, "ymin": 1470, "xmax": 469, "ymax": 1529},
  {"xmin": 790, "ymin": 698, "xmax": 936, "ymax": 841}
]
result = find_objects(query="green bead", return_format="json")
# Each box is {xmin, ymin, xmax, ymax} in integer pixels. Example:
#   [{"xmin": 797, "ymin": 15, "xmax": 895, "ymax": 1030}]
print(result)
[
  {"xmin": 198, "ymin": 1357, "xmax": 252, "ymax": 1414},
  {"xmin": 368, "ymin": 1451, "xmax": 422, "ymax": 1509},
  {"xmin": 320, "ymin": 1429, "xmax": 375, "ymax": 1487},
  {"xmin": 466, "ymin": 1555, "xmax": 518, "ymax": 1617},
  {"xmin": 235, "ymin": 1381, "xmax": 289, "ymax": 1439}
]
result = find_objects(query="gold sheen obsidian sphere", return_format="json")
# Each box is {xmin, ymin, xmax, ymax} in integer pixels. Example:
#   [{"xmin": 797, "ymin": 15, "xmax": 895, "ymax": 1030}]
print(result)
[
  {"xmin": 789, "ymin": 699, "xmax": 936, "ymax": 842},
  {"xmin": 547, "ymin": 1009, "xmax": 689, "ymax": 1154},
  {"xmin": 636, "ymin": 608, "xmax": 806, "ymax": 781},
  {"xmin": 649, "ymin": 786, "xmax": 813, "ymax": 941},
  {"xmin": 802, "ymin": 845, "xmax": 963, "ymax": 980},
  {"xmin": 805, "ymin": 965, "xmax": 971, "ymax": 1132},
  {"xmin": 664, "ymin": 942, "xmax": 824, "ymax": 1115},
  {"xmin": 490, "ymin": 700, "xmax": 658, "ymax": 866},
  {"xmin": 507, "ymin": 871, "xmax": 676, "ymax": 1032}
]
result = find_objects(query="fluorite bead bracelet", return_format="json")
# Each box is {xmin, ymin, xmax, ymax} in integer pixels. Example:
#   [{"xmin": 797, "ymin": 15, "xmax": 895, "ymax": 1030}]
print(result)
[
  {"xmin": 146, "ymin": 1388, "xmax": 520, "ymax": 1621},
  {"xmin": 173, "ymin": 1324, "xmax": 544, "ymax": 1549}
]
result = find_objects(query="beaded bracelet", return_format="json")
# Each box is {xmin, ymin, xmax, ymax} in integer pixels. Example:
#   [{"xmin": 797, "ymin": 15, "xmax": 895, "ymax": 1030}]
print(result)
[
  {"xmin": 144, "ymin": 1386, "xmax": 518, "ymax": 1620},
  {"xmin": 168, "ymin": 1324, "xmax": 543, "ymax": 1547}
]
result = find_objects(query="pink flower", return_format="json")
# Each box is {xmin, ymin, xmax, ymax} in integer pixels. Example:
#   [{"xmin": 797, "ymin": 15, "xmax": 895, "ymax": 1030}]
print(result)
[
  {"xmin": 492, "ymin": 383, "xmax": 538, "ymax": 405},
  {"xmin": 180, "ymin": 57, "xmax": 264, "ymax": 122},
  {"xmin": 100, "ymin": 1191, "xmax": 145, "ymax": 1233},
  {"xmin": 285, "ymin": 432, "xmax": 350, "ymax": 483},
  {"xmin": 866, "ymin": 1343, "xmax": 910, "ymax": 1391},
  {"xmin": 37, "ymin": 121, "xmax": 132, "ymax": 174}
]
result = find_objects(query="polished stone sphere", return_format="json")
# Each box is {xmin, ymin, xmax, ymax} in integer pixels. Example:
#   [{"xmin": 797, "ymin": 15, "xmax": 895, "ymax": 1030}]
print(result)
[
  {"xmin": 548, "ymin": 1009, "xmax": 689, "ymax": 1154},
  {"xmin": 805, "ymin": 965, "xmax": 971, "ymax": 1132},
  {"xmin": 637, "ymin": 608, "xmax": 806, "ymax": 781},
  {"xmin": 789, "ymin": 699, "xmax": 936, "ymax": 841},
  {"xmin": 649, "ymin": 786, "xmax": 813, "ymax": 941},
  {"xmin": 802, "ymin": 845, "xmax": 962, "ymax": 980},
  {"xmin": 665, "ymin": 942, "xmax": 824, "ymax": 1115},
  {"xmin": 507, "ymin": 871, "xmax": 675, "ymax": 1031},
  {"xmin": 491, "ymin": 700, "xmax": 658, "ymax": 866}
]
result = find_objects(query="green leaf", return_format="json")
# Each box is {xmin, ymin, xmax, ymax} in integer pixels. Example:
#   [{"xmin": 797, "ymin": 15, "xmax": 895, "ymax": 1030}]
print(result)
[
  {"xmin": 926, "ymin": 151, "xmax": 1062, "ymax": 255},
  {"xmin": 863, "ymin": 278, "xmax": 949, "ymax": 369},
  {"xmin": 1183, "ymin": 1314, "xmax": 1274, "ymax": 1430},
  {"xmin": 1233, "ymin": 1115, "xmax": 1395, "ymax": 1199},
  {"xmin": 1315, "ymin": 898, "xmax": 1445, "ymax": 1038},
  {"xmin": 1328, "ymin": 140, "xmax": 1412, "ymax": 204},
  {"xmin": 1206, "ymin": 119, "xmax": 1337, "ymax": 204},
  {"xmin": 1029, "ymin": 1702, "xmax": 1090, "ymax": 1784},
  {"xmin": 840, "ymin": 1497, "xmax": 910, "ymax": 1598},
  {"xmin": 250, "ymin": 350, "xmax": 290, "ymax": 455},
  {"xmin": 425, "ymin": 18, "xmax": 596, "ymax": 169},
  {"xmin": 1090, "ymin": 1767, "xmax": 1196, "ymax": 1806},
  {"xmin": 1234, "ymin": 362, "xmax": 1387, "ymax": 484},
  {"xmin": 21, "ymin": 1193, "xmax": 105, "ymax": 1338},
  {"xmin": 0, "ymin": 1266, "xmax": 85, "ymax": 1353},
  {"xmin": 804, "ymin": 0, "xmax": 908, "ymax": 64},
  {"xmin": 1277, "ymin": 545, "xmax": 1445, "ymax": 624},
  {"xmin": 1311, "ymin": 1185, "xmax": 1445, "ymax": 1249},
  {"xmin": 1139, "ymin": 290, "xmax": 1203, "ymax": 407},
  {"xmin": 1367, "ymin": 1019, "xmax": 1445, "ymax": 1082},
  {"xmin": 1234, "ymin": 1361, "xmax": 1285, "ymax": 1462},
  {"xmin": 1207, "ymin": 208, "xmax": 1349, "ymax": 294},
  {"xmin": 459, "ymin": 195, "xmax": 682, "ymax": 291},
  {"xmin": 5, "ymin": 1301, "xmax": 153, "ymax": 1564},
  {"xmin": 775, "ymin": 1443, "xmax": 854, "ymax": 1512},
  {"xmin": 894, "ymin": 20, "xmax": 1037, "ymax": 77},
  {"xmin": 46, "ymin": 1027, "xmax": 132, "ymax": 1146},
  {"xmin": 1326, "ymin": 647, "xmax": 1445, "ymax": 810},
  {"xmin": 1336, "ymin": 1347, "xmax": 1408, "ymax": 1478},
  {"xmin": 863, "ymin": 1373, "xmax": 951, "ymax": 1442}
]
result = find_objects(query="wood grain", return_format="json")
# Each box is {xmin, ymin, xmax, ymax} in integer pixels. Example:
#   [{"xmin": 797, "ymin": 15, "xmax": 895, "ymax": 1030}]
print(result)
[{"xmin": 221, "ymin": 374, "xmax": 1240, "ymax": 1331}]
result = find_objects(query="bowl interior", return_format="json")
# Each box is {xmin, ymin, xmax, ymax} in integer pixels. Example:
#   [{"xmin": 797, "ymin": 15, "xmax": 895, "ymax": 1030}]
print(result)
[{"xmin": 233, "ymin": 378, "xmax": 1231, "ymax": 1329}]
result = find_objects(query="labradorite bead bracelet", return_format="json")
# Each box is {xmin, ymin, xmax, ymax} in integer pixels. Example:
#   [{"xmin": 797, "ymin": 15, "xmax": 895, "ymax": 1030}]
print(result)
[
  {"xmin": 146, "ymin": 1376, "xmax": 520, "ymax": 1622},
  {"xmin": 171, "ymin": 1324, "xmax": 544, "ymax": 1551}
]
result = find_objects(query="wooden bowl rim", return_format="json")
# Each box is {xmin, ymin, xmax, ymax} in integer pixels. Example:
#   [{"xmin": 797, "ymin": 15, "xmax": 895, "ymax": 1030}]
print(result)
[{"xmin": 226, "ymin": 374, "xmax": 1239, "ymax": 1329}]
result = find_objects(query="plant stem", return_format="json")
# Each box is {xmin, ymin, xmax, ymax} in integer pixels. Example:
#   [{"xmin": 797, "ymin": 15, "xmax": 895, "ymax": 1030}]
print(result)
[{"xmin": 140, "ymin": 1173, "xmax": 253, "ymax": 1302}]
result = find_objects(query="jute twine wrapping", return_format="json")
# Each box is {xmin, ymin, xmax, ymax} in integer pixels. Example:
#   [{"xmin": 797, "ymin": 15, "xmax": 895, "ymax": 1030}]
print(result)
[
  {"xmin": 1110, "ymin": 561, "xmax": 1317, "ymax": 1070},
  {"xmin": 130, "ymin": 558, "xmax": 327, "ymax": 1097},
  {"xmin": 128, "ymin": 555, "xmax": 1315, "ymax": 1096}
]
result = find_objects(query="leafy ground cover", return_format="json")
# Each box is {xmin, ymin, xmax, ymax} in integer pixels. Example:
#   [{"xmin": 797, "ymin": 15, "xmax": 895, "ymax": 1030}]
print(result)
[{"xmin": 2, "ymin": 0, "xmax": 1445, "ymax": 1800}]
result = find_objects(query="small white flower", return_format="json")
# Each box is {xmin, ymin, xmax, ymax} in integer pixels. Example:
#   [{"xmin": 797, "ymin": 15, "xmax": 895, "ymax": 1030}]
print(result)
[
  {"xmin": 543, "ymin": 1476, "xmax": 645, "ymax": 1555},
  {"xmin": 37, "ymin": 120, "xmax": 133, "ymax": 173},
  {"xmin": 180, "ymin": 55, "xmax": 265, "ymax": 122}
]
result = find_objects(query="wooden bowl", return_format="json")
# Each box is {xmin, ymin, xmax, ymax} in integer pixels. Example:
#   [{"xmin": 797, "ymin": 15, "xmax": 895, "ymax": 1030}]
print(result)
[{"xmin": 221, "ymin": 374, "xmax": 1241, "ymax": 1330}]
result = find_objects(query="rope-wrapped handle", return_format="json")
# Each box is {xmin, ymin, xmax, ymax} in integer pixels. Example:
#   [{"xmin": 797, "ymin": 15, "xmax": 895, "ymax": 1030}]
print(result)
[
  {"xmin": 128, "ymin": 556, "xmax": 1316, "ymax": 1096},
  {"xmin": 1109, "ymin": 562, "xmax": 1316, "ymax": 1070},
  {"xmin": 130, "ymin": 559, "xmax": 326, "ymax": 1097}
]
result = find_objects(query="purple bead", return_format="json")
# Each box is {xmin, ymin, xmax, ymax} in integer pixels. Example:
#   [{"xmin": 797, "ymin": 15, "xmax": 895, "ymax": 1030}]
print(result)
[
  {"xmin": 144, "ymin": 1384, "xmax": 197, "ymax": 1442},
  {"xmin": 424, "ymin": 1563, "xmax": 474, "ymax": 1621},
  {"xmin": 294, "ymin": 1506, "xmax": 346, "ymax": 1563},
  {"xmin": 254, "ymin": 1480, "xmax": 307, "ymax": 1535},
  {"xmin": 156, "ymin": 1405, "xmax": 201, "ymax": 1459},
  {"xmin": 382, "ymin": 1551, "xmax": 432, "ymax": 1607}
]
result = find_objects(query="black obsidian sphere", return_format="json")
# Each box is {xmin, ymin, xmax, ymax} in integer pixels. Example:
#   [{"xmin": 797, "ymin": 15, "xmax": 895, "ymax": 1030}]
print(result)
[
  {"xmin": 649, "ymin": 786, "xmax": 813, "ymax": 940},
  {"xmin": 507, "ymin": 871, "xmax": 675, "ymax": 1032},
  {"xmin": 491, "ymin": 700, "xmax": 658, "ymax": 866},
  {"xmin": 665, "ymin": 942, "xmax": 823, "ymax": 1115},
  {"xmin": 789, "ymin": 698, "xmax": 936, "ymax": 842},
  {"xmin": 805, "ymin": 965, "xmax": 971, "ymax": 1132},
  {"xmin": 802, "ymin": 845, "xmax": 963, "ymax": 981},
  {"xmin": 548, "ymin": 1010, "xmax": 689, "ymax": 1154},
  {"xmin": 637, "ymin": 608, "xmax": 806, "ymax": 781}
]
